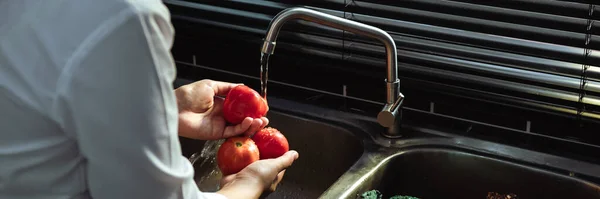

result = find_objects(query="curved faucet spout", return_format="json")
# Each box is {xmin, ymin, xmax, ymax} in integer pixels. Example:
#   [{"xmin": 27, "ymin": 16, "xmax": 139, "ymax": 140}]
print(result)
[{"xmin": 261, "ymin": 7, "xmax": 404, "ymax": 138}]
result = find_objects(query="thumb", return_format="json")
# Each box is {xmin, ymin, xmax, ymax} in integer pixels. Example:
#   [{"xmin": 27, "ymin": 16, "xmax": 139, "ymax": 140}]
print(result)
[
  {"xmin": 268, "ymin": 150, "xmax": 299, "ymax": 172},
  {"xmin": 210, "ymin": 80, "xmax": 244, "ymax": 97}
]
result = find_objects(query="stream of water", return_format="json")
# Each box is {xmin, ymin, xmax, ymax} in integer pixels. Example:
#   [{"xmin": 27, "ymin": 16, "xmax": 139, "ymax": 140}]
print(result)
[{"xmin": 260, "ymin": 52, "xmax": 270, "ymax": 99}]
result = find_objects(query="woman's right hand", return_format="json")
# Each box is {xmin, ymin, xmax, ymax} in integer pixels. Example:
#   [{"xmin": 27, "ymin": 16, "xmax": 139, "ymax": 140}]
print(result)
[{"xmin": 216, "ymin": 150, "xmax": 299, "ymax": 199}]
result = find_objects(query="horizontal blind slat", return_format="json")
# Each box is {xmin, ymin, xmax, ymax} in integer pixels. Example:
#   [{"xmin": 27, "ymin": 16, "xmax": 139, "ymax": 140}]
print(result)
[{"xmin": 447, "ymin": 0, "xmax": 599, "ymax": 20}]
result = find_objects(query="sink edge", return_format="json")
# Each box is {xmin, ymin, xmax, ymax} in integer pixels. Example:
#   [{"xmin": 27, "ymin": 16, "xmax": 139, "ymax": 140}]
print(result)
[{"xmin": 319, "ymin": 138, "xmax": 600, "ymax": 198}]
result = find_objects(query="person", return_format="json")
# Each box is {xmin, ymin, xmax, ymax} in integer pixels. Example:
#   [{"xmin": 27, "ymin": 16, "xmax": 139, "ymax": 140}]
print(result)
[{"xmin": 0, "ymin": 0, "xmax": 298, "ymax": 199}]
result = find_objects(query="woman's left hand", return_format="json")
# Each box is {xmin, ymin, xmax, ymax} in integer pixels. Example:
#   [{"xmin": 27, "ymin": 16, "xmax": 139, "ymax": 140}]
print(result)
[{"xmin": 175, "ymin": 79, "xmax": 268, "ymax": 140}]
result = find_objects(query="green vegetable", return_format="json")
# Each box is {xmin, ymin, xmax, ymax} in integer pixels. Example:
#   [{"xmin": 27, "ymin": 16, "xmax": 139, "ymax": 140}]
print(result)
[
  {"xmin": 360, "ymin": 190, "xmax": 382, "ymax": 199},
  {"xmin": 389, "ymin": 195, "xmax": 420, "ymax": 199},
  {"xmin": 360, "ymin": 190, "xmax": 419, "ymax": 199}
]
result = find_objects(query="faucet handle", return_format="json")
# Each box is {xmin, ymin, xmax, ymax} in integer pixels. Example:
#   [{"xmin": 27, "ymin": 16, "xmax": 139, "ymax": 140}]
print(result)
[{"xmin": 377, "ymin": 92, "xmax": 404, "ymax": 128}]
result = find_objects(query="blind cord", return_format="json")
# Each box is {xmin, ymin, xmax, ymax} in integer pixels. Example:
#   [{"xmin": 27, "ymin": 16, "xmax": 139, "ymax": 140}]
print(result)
[
  {"xmin": 342, "ymin": 0, "xmax": 356, "ymax": 62},
  {"xmin": 341, "ymin": 0, "xmax": 357, "ymax": 109},
  {"xmin": 578, "ymin": 4, "xmax": 595, "ymax": 126}
]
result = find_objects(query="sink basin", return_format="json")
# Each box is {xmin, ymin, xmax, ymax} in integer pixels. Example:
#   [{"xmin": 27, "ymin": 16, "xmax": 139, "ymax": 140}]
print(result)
[
  {"xmin": 179, "ymin": 110, "xmax": 365, "ymax": 199},
  {"xmin": 329, "ymin": 147, "xmax": 600, "ymax": 199}
]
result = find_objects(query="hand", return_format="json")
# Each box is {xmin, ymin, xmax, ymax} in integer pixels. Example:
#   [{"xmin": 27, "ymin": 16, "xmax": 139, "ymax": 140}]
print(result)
[
  {"xmin": 175, "ymin": 79, "xmax": 269, "ymax": 140},
  {"xmin": 217, "ymin": 151, "xmax": 299, "ymax": 199}
]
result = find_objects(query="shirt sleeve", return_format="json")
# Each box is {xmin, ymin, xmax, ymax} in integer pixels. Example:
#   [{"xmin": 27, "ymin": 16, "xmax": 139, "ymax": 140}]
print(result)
[{"xmin": 51, "ymin": 6, "xmax": 227, "ymax": 199}]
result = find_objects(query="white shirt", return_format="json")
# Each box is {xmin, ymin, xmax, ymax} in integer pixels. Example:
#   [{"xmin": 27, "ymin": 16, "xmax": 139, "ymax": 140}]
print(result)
[{"xmin": 0, "ymin": 1, "xmax": 226, "ymax": 199}]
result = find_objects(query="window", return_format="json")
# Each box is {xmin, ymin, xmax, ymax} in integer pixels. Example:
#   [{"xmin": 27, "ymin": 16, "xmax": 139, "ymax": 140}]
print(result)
[{"xmin": 165, "ymin": 0, "xmax": 600, "ymax": 163}]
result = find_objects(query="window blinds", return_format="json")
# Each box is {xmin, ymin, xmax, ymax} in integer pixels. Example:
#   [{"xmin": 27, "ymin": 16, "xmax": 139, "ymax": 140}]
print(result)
[{"xmin": 164, "ymin": 0, "xmax": 600, "ymax": 146}]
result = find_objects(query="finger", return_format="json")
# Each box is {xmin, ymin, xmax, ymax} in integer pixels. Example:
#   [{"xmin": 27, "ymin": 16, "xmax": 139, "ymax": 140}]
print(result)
[
  {"xmin": 210, "ymin": 97, "xmax": 225, "ymax": 116},
  {"xmin": 269, "ymin": 170, "xmax": 286, "ymax": 192},
  {"xmin": 209, "ymin": 80, "xmax": 244, "ymax": 97},
  {"xmin": 269, "ymin": 150, "xmax": 299, "ymax": 172},
  {"xmin": 222, "ymin": 117, "xmax": 253, "ymax": 138},
  {"xmin": 259, "ymin": 117, "xmax": 269, "ymax": 129},
  {"xmin": 274, "ymin": 170, "xmax": 285, "ymax": 184},
  {"xmin": 244, "ymin": 118, "xmax": 264, "ymax": 137},
  {"xmin": 220, "ymin": 174, "xmax": 237, "ymax": 188}
]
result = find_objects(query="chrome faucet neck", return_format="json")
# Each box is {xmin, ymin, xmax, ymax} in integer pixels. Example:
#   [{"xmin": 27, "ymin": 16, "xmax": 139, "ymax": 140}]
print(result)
[{"xmin": 262, "ymin": 7, "xmax": 404, "ymax": 138}]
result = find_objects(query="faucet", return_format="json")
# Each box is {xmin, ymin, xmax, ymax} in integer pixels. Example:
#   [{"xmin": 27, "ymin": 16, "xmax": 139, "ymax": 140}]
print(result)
[{"xmin": 261, "ymin": 7, "xmax": 404, "ymax": 138}]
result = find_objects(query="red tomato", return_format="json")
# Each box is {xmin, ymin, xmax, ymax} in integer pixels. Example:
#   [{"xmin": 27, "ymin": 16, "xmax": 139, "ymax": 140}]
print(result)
[
  {"xmin": 217, "ymin": 136, "xmax": 260, "ymax": 175},
  {"xmin": 222, "ymin": 85, "xmax": 269, "ymax": 124},
  {"xmin": 252, "ymin": 127, "xmax": 289, "ymax": 160}
]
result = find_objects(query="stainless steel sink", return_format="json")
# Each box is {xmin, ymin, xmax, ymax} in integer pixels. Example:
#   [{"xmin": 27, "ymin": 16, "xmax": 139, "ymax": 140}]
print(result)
[
  {"xmin": 179, "ymin": 110, "xmax": 365, "ymax": 199},
  {"xmin": 332, "ymin": 148, "xmax": 600, "ymax": 199}
]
